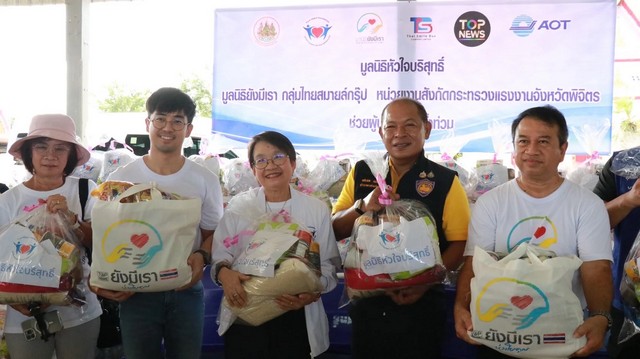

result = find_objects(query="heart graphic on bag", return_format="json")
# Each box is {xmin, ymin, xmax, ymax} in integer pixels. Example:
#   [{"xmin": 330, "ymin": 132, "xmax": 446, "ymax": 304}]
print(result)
[
  {"xmin": 510, "ymin": 295, "xmax": 533, "ymax": 309},
  {"xmin": 130, "ymin": 233, "xmax": 149, "ymax": 248},
  {"xmin": 533, "ymin": 226, "xmax": 546, "ymax": 238},
  {"xmin": 19, "ymin": 244, "xmax": 33, "ymax": 254}
]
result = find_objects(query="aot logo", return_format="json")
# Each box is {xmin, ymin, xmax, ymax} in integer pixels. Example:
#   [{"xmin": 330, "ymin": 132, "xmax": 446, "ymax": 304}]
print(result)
[
  {"xmin": 510, "ymin": 14, "xmax": 571, "ymax": 37},
  {"xmin": 454, "ymin": 11, "xmax": 490, "ymax": 47}
]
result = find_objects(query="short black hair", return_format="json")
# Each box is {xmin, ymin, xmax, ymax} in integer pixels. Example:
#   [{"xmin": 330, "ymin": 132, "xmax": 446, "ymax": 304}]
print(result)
[
  {"xmin": 380, "ymin": 97, "xmax": 429, "ymax": 126},
  {"xmin": 146, "ymin": 87, "xmax": 197, "ymax": 123},
  {"xmin": 247, "ymin": 131, "xmax": 296, "ymax": 168},
  {"xmin": 511, "ymin": 105, "xmax": 569, "ymax": 145},
  {"xmin": 20, "ymin": 137, "xmax": 80, "ymax": 176}
]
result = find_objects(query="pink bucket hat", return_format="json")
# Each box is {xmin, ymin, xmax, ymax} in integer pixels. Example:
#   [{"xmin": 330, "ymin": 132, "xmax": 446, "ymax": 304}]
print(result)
[{"xmin": 8, "ymin": 114, "xmax": 91, "ymax": 165}]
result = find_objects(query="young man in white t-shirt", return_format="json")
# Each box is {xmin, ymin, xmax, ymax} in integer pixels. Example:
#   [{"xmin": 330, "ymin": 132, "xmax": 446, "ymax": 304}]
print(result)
[{"xmin": 96, "ymin": 87, "xmax": 224, "ymax": 359}]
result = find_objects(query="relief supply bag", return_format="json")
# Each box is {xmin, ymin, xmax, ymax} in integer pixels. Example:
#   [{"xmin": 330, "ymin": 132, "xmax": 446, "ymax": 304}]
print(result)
[
  {"xmin": 469, "ymin": 244, "xmax": 585, "ymax": 358},
  {"xmin": 617, "ymin": 229, "xmax": 640, "ymax": 344},
  {"xmin": 0, "ymin": 206, "xmax": 85, "ymax": 306},
  {"xmin": 90, "ymin": 182, "xmax": 201, "ymax": 292},
  {"xmin": 341, "ymin": 154, "xmax": 446, "ymax": 304},
  {"xmin": 217, "ymin": 206, "xmax": 322, "ymax": 333},
  {"xmin": 342, "ymin": 199, "xmax": 446, "ymax": 303}
]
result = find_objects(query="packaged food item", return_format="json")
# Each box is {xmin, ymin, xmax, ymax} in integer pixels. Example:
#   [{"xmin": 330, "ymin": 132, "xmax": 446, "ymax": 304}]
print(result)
[{"xmin": 0, "ymin": 206, "xmax": 85, "ymax": 306}]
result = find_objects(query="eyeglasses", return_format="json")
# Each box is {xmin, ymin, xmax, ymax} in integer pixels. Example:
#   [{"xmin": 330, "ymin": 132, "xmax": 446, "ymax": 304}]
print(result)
[
  {"xmin": 32, "ymin": 143, "xmax": 72, "ymax": 156},
  {"xmin": 253, "ymin": 153, "xmax": 289, "ymax": 169},
  {"xmin": 382, "ymin": 121, "xmax": 423, "ymax": 135},
  {"xmin": 150, "ymin": 117, "xmax": 188, "ymax": 131}
]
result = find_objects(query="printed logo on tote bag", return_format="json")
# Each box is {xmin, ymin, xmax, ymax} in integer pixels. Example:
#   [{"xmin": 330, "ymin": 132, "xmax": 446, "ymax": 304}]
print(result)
[{"xmin": 94, "ymin": 219, "xmax": 171, "ymax": 285}]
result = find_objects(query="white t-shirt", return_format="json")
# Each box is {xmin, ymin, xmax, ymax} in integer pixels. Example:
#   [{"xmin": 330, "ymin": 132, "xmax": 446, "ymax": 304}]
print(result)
[
  {"xmin": 108, "ymin": 157, "xmax": 224, "ymax": 250},
  {"xmin": 464, "ymin": 179, "xmax": 612, "ymax": 307},
  {"xmin": 0, "ymin": 176, "xmax": 102, "ymax": 333},
  {"xmin": 212, "ymin": 186, "xmax": 340, "ymax": 357}
]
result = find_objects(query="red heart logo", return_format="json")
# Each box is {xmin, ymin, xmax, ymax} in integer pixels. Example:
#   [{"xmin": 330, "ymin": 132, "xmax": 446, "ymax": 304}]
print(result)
[
  {"xmin": 368, "ymin": 19, "xmax": 376, "ymax": 25},
  {"xmin": 130, "ymin": 234, "xmax": 149, "ymax": 248},
  {"xmin": 511, "ymin": 295, "xmax": 533, "ymax": 309},
  {"xmin": 20, "ymin": 245, "xmax": 31, "ymax": 254},
  {"xmin": 533, "ymin": 226, "xmax": 546, "ymax": 238},
  {"xmin": 311, "ymin": 27, "xmax": 324, "ymax": 38}
]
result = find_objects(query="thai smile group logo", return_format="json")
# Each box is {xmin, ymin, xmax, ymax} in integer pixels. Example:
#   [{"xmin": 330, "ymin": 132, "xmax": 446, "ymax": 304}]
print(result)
[
  {"xmin": 407, "ymin": 16, "xmax": 436, "ymax": 41},
  {"xmin": 303, "ymin": 17, "xmax": 332, "ymax": 46}
]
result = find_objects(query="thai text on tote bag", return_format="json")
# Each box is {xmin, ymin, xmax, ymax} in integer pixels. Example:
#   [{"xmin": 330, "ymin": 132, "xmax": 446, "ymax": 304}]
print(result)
[{"xmin": 90, "ymin": 182, "xmax": 201, "ymax": 292}]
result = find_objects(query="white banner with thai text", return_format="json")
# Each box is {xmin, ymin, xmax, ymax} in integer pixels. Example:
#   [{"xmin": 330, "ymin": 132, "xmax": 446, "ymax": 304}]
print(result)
[{"xmin": 212, "ymin": 0, "xmax": 616, "ymax": 154}]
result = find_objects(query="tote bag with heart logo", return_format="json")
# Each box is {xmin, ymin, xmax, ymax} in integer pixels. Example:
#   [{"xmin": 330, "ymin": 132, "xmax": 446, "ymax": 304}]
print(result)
[
  {"xmin": 469, "ymin": 244, "xmax": 585, "ymax": 359},
  {"xmin": 90, "ymin": 182, "xmax": 201, "ymax": 292}
]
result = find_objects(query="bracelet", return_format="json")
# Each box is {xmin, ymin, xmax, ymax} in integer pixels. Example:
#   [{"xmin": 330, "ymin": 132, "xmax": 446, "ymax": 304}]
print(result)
[
  {"xmin": 589, "ymin": 311, "xmax": 612, "ymax": 329},
  {"xmin": 193, "ymin": 249, "xmax": 212, "ymax": 266},
  {"xmin": 214, "ymin": 261, "xmax": 231, "ymax": 286},
  {"xmin": 354, "ymin": 199, "xmax": 365, "ymax": 215}
]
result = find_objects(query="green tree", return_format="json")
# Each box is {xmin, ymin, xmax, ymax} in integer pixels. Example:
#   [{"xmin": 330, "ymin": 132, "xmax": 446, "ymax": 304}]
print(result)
[
  {"xmin": 180, "ymin": 77, "xmax": 212, "ymax": 118},
  {"xmin": 616, "ymin": 97, "xmax": 637, "ymax": 132},
  {"xmin": 613, "ymin": 97, "xmax": 640, "ymax": 148},
  {"xmin": 98, "ymin": 84, "xmax": 149, "ymax": 112}
]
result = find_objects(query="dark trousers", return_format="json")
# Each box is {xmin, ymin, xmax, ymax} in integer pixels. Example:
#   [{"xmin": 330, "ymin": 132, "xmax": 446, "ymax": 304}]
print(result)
[
  {"xmin": 476, "ymin": 346, "xmax": 518, "ymax": 359},
  {"xmin": 608, "ymin": 307, "xmax": 640, "ymax": 359},
  {"xmin": 224, "ymin": 308, "xmax": 310, "ymax": 359},
  {"xmin": 349, "ymin": 286, "xmax": 446, "ymax": 359}
]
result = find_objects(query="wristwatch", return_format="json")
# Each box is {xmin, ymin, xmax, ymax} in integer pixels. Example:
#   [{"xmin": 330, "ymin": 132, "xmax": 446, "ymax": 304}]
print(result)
[
  {"xmin": 354, "ymin": 199, "xmax": 365, "ymax": 215},
  {"xmin": 213, "ymin": 261, "xmax": 231, "ymax": 286},
  {"xmin": 193, "ymin": 249, "xmax": 212, "ymax": 266},
  {"xmin": 589, "ymin": 311, "xmax": 612, "ymax": 329}
]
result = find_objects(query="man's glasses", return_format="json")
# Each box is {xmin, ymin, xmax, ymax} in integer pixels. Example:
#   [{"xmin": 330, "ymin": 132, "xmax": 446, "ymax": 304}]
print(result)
[
  {"xmin": 253, "ymin": 153, "xmax": 289, "ymax": 169},
  {"xmin": 32, "ymin": 143, "xmax": 71, "ymax": 156},
  {"xmin": 151, "ymin": 117, "xmax": 188, "ymax": 131}
]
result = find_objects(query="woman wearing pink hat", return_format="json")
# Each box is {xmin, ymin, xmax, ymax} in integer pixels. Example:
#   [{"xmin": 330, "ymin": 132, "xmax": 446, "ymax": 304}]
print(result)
[{"xmin": 0, "ymin": 114, "xmax": 102, "ymax": 359}]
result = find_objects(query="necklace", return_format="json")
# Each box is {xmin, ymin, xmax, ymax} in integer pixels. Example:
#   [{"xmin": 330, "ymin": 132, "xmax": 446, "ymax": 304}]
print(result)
[{"xmin": 265, "ymin": 199, "xmax": 289, "ymax": 213}]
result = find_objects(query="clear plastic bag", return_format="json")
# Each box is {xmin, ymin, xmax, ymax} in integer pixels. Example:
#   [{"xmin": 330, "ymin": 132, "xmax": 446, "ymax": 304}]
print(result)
[
  {"xmin": 618, "ymin": 230, "xmax": 640, "ymax": 344},
  {"xmin": 71, "ymin": 151, "xmax": 104, "ymax": 182},
  {"xmin": 296, "ymin": 155, "xmax": 348, "ymax": 209},
  {"xmin": 341, "ymin": 154, "xmax": 446, "ymax": 304},
  {"xmin": 469, "ymin": 161, "xmax": 509, "ymax": 202},
  {"xmin": 90, "ymin": 180, "xmax": 180, "ymax": 202},
  {"xmin": 611, "ymin": 146, "xmax": 640, "ymax": 180},
  {"xmin": 98, "ymin": 148, "xmax": 137, "ymax": 184},
  {"xmin": 221, "ymin": 158, "xmax": 259, "ymax": 197},
  {"xmin": 0, "ymin": 206, "xmax": 86, "ymax": 306},
  {"xmin": 220, "ymin": 209, "xmax": 322, "ymax": 327},
  {"xmin": 342, "ymin": 199, "xmax": 446, "ymax": 303}
]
